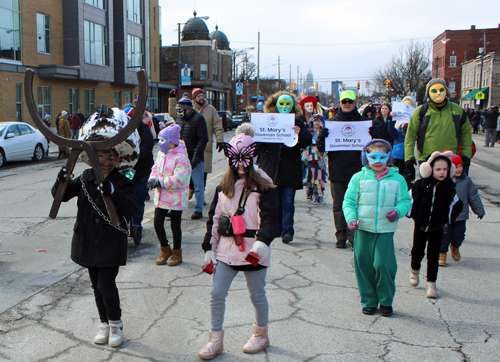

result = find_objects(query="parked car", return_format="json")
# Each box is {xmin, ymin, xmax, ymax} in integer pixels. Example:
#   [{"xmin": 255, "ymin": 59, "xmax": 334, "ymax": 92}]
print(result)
[
  {"xmin": 0, "ymin": 122, "xmax": 49, "ymax": 168},
  {"xmin": 229, "ymin": 115, "xmax": 244, "ymax": 130}
]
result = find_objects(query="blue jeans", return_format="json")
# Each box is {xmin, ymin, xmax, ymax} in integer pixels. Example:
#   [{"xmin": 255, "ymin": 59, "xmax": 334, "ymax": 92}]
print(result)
[
  {"xmin": 191, "ymin": 161, "xmax": 204, "ymax": 213},
  {"xmin": 133, "ymin": 175, "xmax": 149, "ymax": 227},
  {"xmin": 71, "ymin": 129, "xmax": 79, "ymax": 139},
  {"xmin": 275, "ymin": 185, "xmax": 296, "ymax": 237}
]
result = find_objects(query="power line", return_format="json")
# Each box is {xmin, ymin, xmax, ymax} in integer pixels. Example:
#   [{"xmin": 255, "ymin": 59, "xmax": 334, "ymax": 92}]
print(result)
[{"xmin": 231, "ymin": 36, "xmax": 435, "ymax": 47}]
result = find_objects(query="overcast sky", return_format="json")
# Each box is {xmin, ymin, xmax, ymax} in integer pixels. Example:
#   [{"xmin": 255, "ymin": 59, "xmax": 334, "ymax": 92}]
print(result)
[{"xmin": 159, "ymin": 0, "xmax": 500, "ymax": 94}]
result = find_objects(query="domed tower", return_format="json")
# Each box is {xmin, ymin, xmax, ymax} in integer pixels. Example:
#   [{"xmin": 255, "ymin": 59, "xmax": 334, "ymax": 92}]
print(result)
[
  {"xmin": 209, "ymin": 25, "xmax": 230, "ymax": 51},
  {"xmin": 181, "ymin": 11, "xmax": 210, "ymax": 41}
]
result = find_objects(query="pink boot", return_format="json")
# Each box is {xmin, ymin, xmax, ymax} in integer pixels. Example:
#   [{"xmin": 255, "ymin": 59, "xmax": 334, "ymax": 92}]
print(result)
[
  {"xmin": 242, "ymin": 324, "xmax": 269, "ymax": 354},
  {"xmin": 197, "ymin": 330, "xmax": 224, "ymax": 360}
]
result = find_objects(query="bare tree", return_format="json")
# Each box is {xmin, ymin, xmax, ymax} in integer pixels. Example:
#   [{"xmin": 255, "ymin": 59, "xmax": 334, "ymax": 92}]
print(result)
[
  {"xmin": 371, "ymin": 41, "xmax": 431, "ymax": 97},
  {"xmin": 235, "ymin": 52, "xmax": 256, "ymax": 81}
]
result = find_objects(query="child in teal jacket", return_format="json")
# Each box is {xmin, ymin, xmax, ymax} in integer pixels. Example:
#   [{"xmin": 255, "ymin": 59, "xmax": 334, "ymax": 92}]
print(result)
[{"xmin": 343, "ymin": 139, "xmax": 411, "ymax": 317}]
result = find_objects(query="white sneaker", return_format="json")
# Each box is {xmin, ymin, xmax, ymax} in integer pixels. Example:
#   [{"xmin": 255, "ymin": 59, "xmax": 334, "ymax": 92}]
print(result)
[
  {"xmin": 108, "ymin": 320, "xmax": 124, "ymax": 347},
  {"xmin": 93, "ymin": 323, "xmax": 109, "ymax": 344}
]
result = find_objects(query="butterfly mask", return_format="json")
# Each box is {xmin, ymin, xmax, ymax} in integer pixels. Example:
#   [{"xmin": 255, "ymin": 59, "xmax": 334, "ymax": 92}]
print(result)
[{"xmin": 223, "ymin": 142, "xmax": 257, "ymax": 172}]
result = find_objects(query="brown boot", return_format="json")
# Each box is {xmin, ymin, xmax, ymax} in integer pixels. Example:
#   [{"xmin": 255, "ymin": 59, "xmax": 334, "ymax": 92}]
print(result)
[
  {"xmin": 450, "ymin": 244, "xmax": 461, "ymax": 261},
  {"xmin": 167, "ymin": 249, "xmax": 182, "ymax": 266},
  {"xmin": 242, "ymin": 323, "xmax": 269, "ymax": 354},
  {"xmin": 188, "ymin": 189, "xmax": 194, "ymax": 200},
  {"xmin": 439, "ymin": 253, "xmax": 447, "ymax": 267},
  {"xmin": 197, "ymin": 330, "xmax": 223, "ymax": 360},
  {"xmin": 155, "ymin": 245, "xmax": 172, "ymax": 265}
]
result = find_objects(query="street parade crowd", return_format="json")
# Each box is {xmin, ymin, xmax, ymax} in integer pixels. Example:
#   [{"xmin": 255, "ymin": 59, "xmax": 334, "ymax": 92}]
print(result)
[{"xmin": 48, "ymin": 78, "xmax": 496, "ymax": 359}]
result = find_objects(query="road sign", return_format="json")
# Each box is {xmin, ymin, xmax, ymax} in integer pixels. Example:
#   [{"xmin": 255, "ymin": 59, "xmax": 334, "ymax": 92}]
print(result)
[
  {"xmin": 236, "ymin": 80, "xmax": 243, "ymax": 95},
  {"xmin": 475, "ymin": 91, "xmax": 485, "ymax": 100}
]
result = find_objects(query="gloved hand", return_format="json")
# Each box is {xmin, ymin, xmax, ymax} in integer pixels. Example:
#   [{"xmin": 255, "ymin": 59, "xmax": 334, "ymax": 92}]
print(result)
[
  {"xmin": 216, "ymin": 142, "xmax": 225, "ymax": 153},
  {"xmin": 57, "ymin": 166, "xmax": 69, "ymax": 183},
  {"xmin": 385, "ymin": 209, "xmax": 399, "ymax": 223},
  {"xmin": 249, "ymin": 240, "xmax": 269, "ymax": 260},
  {"xmin": 191, "ymin": 157, "xmax": 201, "ymax": 169},
  {"xmin": 147, "ymin": 179, "xmax": 161, "ymax": 189},
  {"xmin": 169, "ymin": 89, "xmax": 178, "ymax": 98},
  {"xmin": 98, "ymin": 180, "xmax": 114, "ymax": 196},
  {"xmin": 204, "ymin": 250, "xmax": 217, "ymax": 266},
  {"xmin": 318, "ymin": 127, "xmax": 329, "ymax": 139},
  {"xmin": 348, "ymin": 220, "xmax": 359, "ymax": 232},
  {"xmin": 403, "ymin": 159, "xmax": 416, "ymax": 181},
  {"xmin": 368, "ymin": 126, "xmax": 380, "ymax": 138},
  {"xmin": 462, "ymin": 155, "xmax": 471, "ymax": 169},
  {"xmin": 477, "ymin": 214, "xmax": 484, "ymax": 220}
]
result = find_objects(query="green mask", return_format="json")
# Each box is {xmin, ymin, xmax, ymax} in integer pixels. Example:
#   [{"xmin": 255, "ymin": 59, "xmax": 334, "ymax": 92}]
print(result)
[{"xmin": 277, "ymin": 95, "xmax": 293, "ymax": 113}]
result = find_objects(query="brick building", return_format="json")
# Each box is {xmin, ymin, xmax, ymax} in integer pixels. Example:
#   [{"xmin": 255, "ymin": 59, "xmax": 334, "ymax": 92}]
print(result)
[
  {"xmin": 461, "ymin": 53, "xmax": 500, "ymax": 109},
  {"xmin": 160, "ymin": 13, "xmax": 232, "ymax": 113},
  {"xmin": 432, "ymin": 24, "xmax": 500, "ymax": 103},
  {"xmin": 0, "ymin": 0, "xmax": 160, "ymax": 126}
]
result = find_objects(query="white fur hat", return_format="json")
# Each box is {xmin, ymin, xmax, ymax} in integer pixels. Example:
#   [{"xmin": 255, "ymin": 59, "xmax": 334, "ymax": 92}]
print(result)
[{"xmin": 419, "ymin": 150, "xmax": 456, "ymax": 179}]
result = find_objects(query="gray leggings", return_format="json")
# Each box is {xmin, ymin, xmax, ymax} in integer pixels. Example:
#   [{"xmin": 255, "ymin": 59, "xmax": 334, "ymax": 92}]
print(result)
[{"xmin": 210, "ymin": 261, "xmax": 268, "ymax": 332}]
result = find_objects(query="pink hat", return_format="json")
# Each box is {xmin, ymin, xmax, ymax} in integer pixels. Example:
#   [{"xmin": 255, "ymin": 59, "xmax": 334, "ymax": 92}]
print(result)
[{"xmin": 229, "ymin": 133, "xmax": 254, "ymax": 151}]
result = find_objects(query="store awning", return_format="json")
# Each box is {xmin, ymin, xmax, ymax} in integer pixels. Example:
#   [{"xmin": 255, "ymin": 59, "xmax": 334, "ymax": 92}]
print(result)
[{"xmin": 462, "ymin": 87, "xmax": 489, "ymax": 100}]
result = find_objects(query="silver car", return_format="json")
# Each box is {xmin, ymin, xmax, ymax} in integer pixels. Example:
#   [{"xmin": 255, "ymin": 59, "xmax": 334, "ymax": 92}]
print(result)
[{"xmin": 0, "ymin": 122, "xmax": 49, "ymax": 168}]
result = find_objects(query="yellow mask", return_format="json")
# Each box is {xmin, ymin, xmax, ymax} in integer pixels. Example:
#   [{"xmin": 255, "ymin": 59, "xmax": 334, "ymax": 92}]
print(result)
[
  {"xmin": 403, "ymin": 99, "xmax": 412, "ymax": 106},
  {"xmin": 429, "ymin": 83, "xmax": 447, "ymax": 104}
]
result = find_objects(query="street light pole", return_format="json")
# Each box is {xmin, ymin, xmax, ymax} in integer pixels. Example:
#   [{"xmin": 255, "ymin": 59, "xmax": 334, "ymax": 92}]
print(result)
[
  {"xmin": 256, "ymin": 32, "xmax": 260, "ymax": 106},
  {"xmin": 177, "ymin": 23, "xmax": 181, "ymax": 100},
  {"xmin": 478, "ymin": 30, "xmax": 486, "ymax": 97}
]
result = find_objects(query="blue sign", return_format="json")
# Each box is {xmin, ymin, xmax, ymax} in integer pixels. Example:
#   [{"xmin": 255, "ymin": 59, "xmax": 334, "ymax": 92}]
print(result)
[
  {"xmin": 236, "ymin": 79, "xmax": 243, "ymax": 95},
  {"xmin": 181, "ymin": 63, "xmax": 191, "ymax": 86}
]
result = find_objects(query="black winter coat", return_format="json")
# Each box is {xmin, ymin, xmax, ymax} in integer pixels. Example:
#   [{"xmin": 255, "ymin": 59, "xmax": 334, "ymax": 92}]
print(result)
[
  {"xmin": 410, "ymin": 177, "xmax": 462, "ymax": 232},
  {"xmin": 133, "ymin": 122, "xmax": 154, "ymax": 181},
  {"xmin": 317, "ymin": 109, "xmax": 368, "ymax": 182},
  {"xmin": 258, "ymin": 116, "xmax": 312, "ymax": 189},
  {"xmin": 371, "ymin": 116, "xmax": 394, "ymax": 146},
  {"xmin": 177, "ymin": 110, "xmax": 209, "ymax": 161},
  {"xmin": 481, "ymin": 109, "xmax": 499, "ymax": 129},
  {"xmin": 52, "ymin": 168, "xmax": 137, "ymax": 267}
]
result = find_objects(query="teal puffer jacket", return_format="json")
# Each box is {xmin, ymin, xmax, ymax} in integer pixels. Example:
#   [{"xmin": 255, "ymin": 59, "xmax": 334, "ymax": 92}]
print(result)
[{"xmin": 343, "ymin": 166, "xmax": 412, "ymax": 233}]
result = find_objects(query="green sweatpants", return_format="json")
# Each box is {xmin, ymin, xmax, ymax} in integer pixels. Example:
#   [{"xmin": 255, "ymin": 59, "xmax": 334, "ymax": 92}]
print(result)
[{"xmin": 354, "ymin": 230, "xmax": 397, "ymax": 308}]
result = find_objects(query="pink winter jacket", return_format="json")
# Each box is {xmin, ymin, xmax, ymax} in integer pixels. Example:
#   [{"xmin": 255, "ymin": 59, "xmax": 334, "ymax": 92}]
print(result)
[
  {"xmin": 149, "ymin": 141, "xmax": 191, "ymax": 210},
  {"xmin": 208, "ymin": 169, "xmax": 276, "ymax": 267}
]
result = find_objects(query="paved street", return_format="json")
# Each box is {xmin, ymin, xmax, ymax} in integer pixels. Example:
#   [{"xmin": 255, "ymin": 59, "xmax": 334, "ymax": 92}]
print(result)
[{"xmin": 0, "ymin": 132, "xmax": 499, "ymax": 361}]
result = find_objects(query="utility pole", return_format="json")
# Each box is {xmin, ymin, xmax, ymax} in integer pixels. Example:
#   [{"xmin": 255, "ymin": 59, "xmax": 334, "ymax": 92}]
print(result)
[
  {"xmin": 277, "ymin": 55, "xmax": 281, "ymax": 90},
  {"xmin": 434, "ymin": 56, "xmax": 439, "ymax": 78},
  {"xmin": 289, "ymin": 64, "xmax": 291, "ymax": 91},
  {"xmin": 478, "ymin": 30, "xmax": 486, "ymax": 94},
  {"xmin": 256, "ymin": 32, "xmax": 260, "ymax": 106},
  {"xmin": 297, "ymin": 66, "xmax": 299, "ymax": 94}
]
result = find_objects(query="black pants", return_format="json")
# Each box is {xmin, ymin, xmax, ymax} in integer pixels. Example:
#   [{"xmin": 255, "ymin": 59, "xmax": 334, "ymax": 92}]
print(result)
[
  {"xmin": 411, "ymin": 225, "xmax": 443, "ymax": 283},
  {"xmin": 440, "ymin": 220, "xmax": 466, "ymax": 252},
  {"xmin": 154, "ymin": 208, "xmax": 183, "ymax": 249},
  {"xmin": 88, "ymin": 266, "xmax": 121, "ymax": 323},
  {"xmin": 330, "ymin": 181, "xmax": 354, "ymax": 243},
  {"xmin": 393, "ymin": 159, "xmax": 411, "ymax": 189}
]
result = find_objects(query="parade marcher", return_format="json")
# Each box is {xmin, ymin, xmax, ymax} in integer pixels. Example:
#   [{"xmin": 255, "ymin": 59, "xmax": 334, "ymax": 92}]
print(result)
[
  {"xmin": 52, "ymin": 107, "xmax": 140, "ymax": 348},
  {"xmin": 408, "ymin": 151, "xmax": 463, "ymax": 299},
  {"xmin": 369, "ymin": 103, "xmax": 394, "ymax": 146},
  {"xmin": 481, "ymin": 105, "xmax": 499, "ymax": 147},
  {"xmin": 69, "ymin": 111, "xmax": 82, "ymax": 139},
  {"xmin": 317, "ymin": 90, "xmax": 369, "ymax": 249},
  {"xmin": 343, "ymin": 139, "xmax": 411, "ymax": 316},
  {"xmin": 404, "ymin": 78, "xmax": 472, "ymax": 183},
  {"xmin": 298, "ymin": 95, "xmax": 318, "ymax": 124},
  {"xmin": 148, "ymin": 124, "xmax": 191, "ymax": 266},
  {"xmin": 77, "ymin": 109, "xmax": 86, "ymax": 126},
  {"xmin": 199, "ymin": 129, "xmax": 277, "ymax": 360},
  {"xmin": 439, "ymin": 154, "xmax": 484, "ymax": 266},
  {"xmin": 258, "ymin": 91, "xmax": 312, "ymax": 244},
  {"xmin": 470, "ymin": 110, "xmax": 480, "ymax": 134},
  {"xmin": 362, "ymin": 103, "xmax": 376, "ymax": 120},
  {"xmin": 142, "ymin": 108, "xmax": 157, "ymax": 140},
  {"xmin": 58, "ymin": 111, "xmax": 71, "ymax": 158},
  {"xmin": 302, "ymin": 114, "xmax": 328, "ymax": 204},
  {"xmin": 43, "ymin": 114, "xmax": 51, "ymax": 157}
]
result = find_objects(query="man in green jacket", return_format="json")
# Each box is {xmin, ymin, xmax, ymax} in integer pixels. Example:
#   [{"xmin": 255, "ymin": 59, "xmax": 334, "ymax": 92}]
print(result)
[{"xmin": 404, "ymin": 78, "xmax": 472, "ymax": 179}]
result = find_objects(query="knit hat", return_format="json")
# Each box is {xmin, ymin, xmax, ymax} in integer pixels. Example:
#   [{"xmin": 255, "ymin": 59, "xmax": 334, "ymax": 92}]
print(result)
[
  {"xmin": 402, "ymin": 96, "xmax": 416, "ymax": 108},
  {"xmin": 451, "ymin": 154, "xmax": 463, "ymax": 167},
  {"xmin": 44, "ymin": 113, "xmax": 51, "ymax": 119},
  {"xmin": 424, "ymin": 78, "xmax": 451, "ymax": 101},
  {"xmin": 419, "ymin": 150, "xmax": 455, "ymax": 179},
  {"xmin": 192, "ymin": 88, "xmax": 204, "ymax": 99},
  {"xmin": 176, "ymin": 97, "xmax": 194, "ymax": 110},
  {"xmin": 124, "ymin": 106, "xmax": 135, "ymax": 117},
  {"xmin": 61, "ymin": 111, "xmax": 68, "ymax": 117},
  {"xmin": 361, "ymin": 139, "xmax": 393, "ymax": 166}
]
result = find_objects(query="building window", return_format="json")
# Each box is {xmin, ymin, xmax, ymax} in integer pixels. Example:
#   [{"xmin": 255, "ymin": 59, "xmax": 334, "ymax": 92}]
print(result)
[
  {"xmin": 153, "ymin": 47, "xmax": 156, "ymax": 73},
  {"xmin": 147, "ymin": 87, "xmax": 157, "ymax": 112},
  {"xmin": 125, "ymin": 91, "xmax": 132, "ymax": 105},
  {"xmin": 36, "ymin": 13, "xmax": 50, "ymax": 54},
  {"xmin": 68, "ymin": 88, "xmax": 79, "ymax": 115},
  {"xmin": 127, "ymin": 0, "xmax": 143, "ymax": 24},
  {"xmin": 449, "ymin": 81, "xmax": 456, "ymax": 93},
  {"xmin": 84, "ymin": 0, "xmax": 106, "ymax": 10},
  {"xmin": 84, "ymin": 89, "xmax": 94, "ymax": 118},
  {"xmin": 213, "ymin": 67, "xmax": 218, "ymax": 81},
  {"xmin": 153, "ymin": 7, "xmax": 156, "ymax": 30},
  {"xmin": 449, "ymin": 55, "xmax": 457, "ymax": 67},
  {"xmin": 0, "ymin": 0, "xmax": 21, "ymax": 61},
  {"xmin": 16, "ymin": 83, "xmax": 22, "ymax": 121},
  {"xmin": 200, "ymin": 64, "xmax": 207, "ymax": 79},
  {"xmin": 37, "ymin": 86, "xmax": 51, "ymax": 119},
  {"xmin": 84, "ymin": 20, "xmax": 107, "ymax": 66},
  {"xmin": 114, "ymin": 91, "xmax": 122, "ymax": 108},
  {"xmin": 127, "ymin": 34, "xmax": 143, "ymax": 68}
]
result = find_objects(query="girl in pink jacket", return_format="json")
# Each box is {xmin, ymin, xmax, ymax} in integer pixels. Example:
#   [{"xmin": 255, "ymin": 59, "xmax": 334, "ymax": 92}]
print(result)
[
  {"xmin": 198, "ymin": 131, "xmax": 278, "ymax": 360},
  {"xmin": 147, "ymin": 124, "xmax": 191, "ymax": 266}
]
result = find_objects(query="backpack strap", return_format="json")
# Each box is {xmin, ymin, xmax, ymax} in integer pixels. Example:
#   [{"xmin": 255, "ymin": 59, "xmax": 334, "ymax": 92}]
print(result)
[
  {"xmin": 416, "ymin": 102, "xmax": 429, "ymax": 153},
  {"xmin": 234, "ymin": 188, "xmax": 250, "ymax": 216}
]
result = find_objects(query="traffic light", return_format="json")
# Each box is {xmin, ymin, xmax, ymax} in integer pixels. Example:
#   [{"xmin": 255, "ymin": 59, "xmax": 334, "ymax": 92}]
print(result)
[
  {"xmin": 357, "ymin": 81, "xmax": 360, "ymax": 90},
  {"xmin": 315, "ymin": 82, "xmax": 318, "ymax": 91},
  {"xmin": 385, "ymin": 79, "xmax": 391, "ymax": 89}
]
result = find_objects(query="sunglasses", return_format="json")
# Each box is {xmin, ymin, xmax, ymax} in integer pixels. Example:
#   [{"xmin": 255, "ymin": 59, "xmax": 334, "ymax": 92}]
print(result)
[{"xmin": 341, "ymin": 99, "xmax": 354, "ymax": 104}]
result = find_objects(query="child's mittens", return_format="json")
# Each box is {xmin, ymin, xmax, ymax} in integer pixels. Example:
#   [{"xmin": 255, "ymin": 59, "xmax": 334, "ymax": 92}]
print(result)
[
  {"xmin": 477, "ymin": 214, "xmax": 484, "ymax": 220},
  {"xmin": 147, "ymin": 178, "xmax": 161, "ymax": 189},
  {"xmin": 385, "ymin": 209, "xmax": 399, "ymax": 223},
  {"xmin": 204, "ymin": 250, "xmax": 217, "ymax": 266},
  {"xmin": 98, "ymin": 180, "xmax": 114, "ymax": 195},
  {"xmin": 348, "ymin": 220, "xmax": 359, "ymax": 232},
  {"xmin": 249, "ymin": 241, "xmax": 269, "ymax": 260}
]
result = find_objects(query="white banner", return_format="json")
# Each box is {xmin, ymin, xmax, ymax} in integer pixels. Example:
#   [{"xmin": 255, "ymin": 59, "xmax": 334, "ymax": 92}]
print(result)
[
  {"xmin": 324, "ymin": 120, "xmax": 372, "ymax": 151},
  {"xmin": 251, "ymin": 113, "xmax": 297, "ymax": 146},
  {"xmin": 391, "ymin": 101, "xmax": 415, "ymax": 125}
]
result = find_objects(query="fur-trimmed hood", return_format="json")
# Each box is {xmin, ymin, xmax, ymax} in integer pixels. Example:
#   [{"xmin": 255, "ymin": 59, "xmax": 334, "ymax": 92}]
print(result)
[{"xmin": 264, "ymin": 90, "xmax": 302, "ymax": 118}]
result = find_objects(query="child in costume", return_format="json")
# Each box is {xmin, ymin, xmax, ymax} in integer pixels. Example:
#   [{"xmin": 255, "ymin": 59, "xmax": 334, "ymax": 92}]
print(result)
[
  {"xmin": 148, "ymin": 124, "xmax": 191, "ymax": 266},
  {"xmin": 439, "ymin": 154, "xmax": 484, "ymax": 266},
  {"xmin": 302, "ymin": 114, "xmax": 328, "ymax": 204},
  {"xmin": 343, "ymin": 139, "xmax": 411, "ymax": 317},
  {"xmin": 198, "ymin": 129, "xmax": 278, "ymax": 360},
  {"xmin": 408, "ymin": 151, "xmax": 463, "ymax": 298},
  {"xmin": 51, "ymin": 107, "xmax": 140, "ymax": 347}
]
